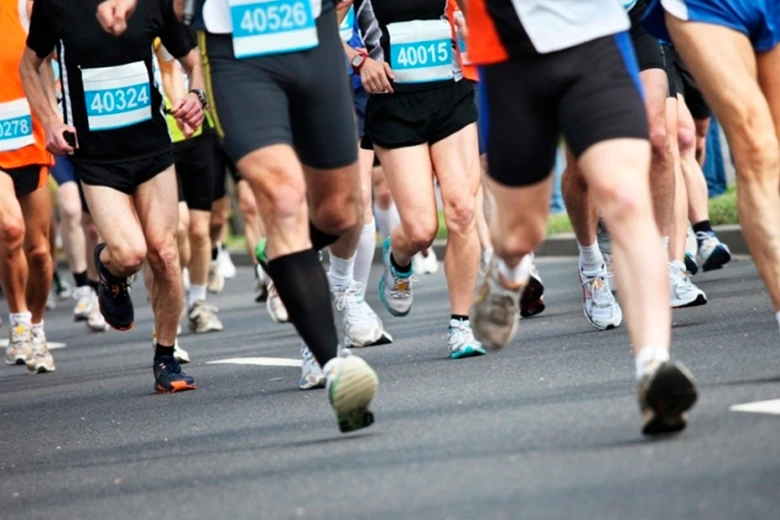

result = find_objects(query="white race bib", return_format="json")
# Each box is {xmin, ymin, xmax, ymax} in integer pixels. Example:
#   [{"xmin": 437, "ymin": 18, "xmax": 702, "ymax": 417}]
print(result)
[
  {"xmin": 388, "ymin": 20, "xmax": 454, "ymax": 85},
  {"xmin": 229, "ymin": 0, "xmax": 319, "ymax": 59},
  {"xmin": 82, "ymin": 62, "xmax": 152, "ymax": 131},
  {"xmin": 0, "ymin": 99, "xmax": 35, "ymax": 153},
  {"xmin": 339, "ymin": 5, "xmax": 355, "ymax": 42}
]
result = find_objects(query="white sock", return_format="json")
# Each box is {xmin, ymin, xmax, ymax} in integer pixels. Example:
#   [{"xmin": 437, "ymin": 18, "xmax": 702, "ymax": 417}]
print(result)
[
  {"xmin": 496, "ymin": 255, "xmax": 531, "ymax": 285},
  {"xmin": 9, "ymin": 312, "xmax": 31, "ymax": 326},
  {"xmin": 328, "ymin": 252, "xmax": 355, "ymax": 290},
  {"xmin": 374, "ymin": 203, "xmax": 401, "ymax": 239},
  {"xmin": 662, "ymin": 236, "xmax": 670, "ymax": 248},
  {"xmin": 32, "ymin": 321, "xmax": 44, "ymax": 336},
  {"xmin": 635, "ymin": 345, "xmax": 670, "ymax": 380},
  {"xmin": 188, "ymin": 285, "xmax": 207, "ymax": 308},
  {"xmin": 255, "ymin": 264, "xmax": 266, "ymax": 281},
  {"xmin": 577, "ymin": 240, "xmax": 604, "ymax": 273},
  {"xmin": 353, "ymin": 220, "xmax": 377, "ymax": 297}
]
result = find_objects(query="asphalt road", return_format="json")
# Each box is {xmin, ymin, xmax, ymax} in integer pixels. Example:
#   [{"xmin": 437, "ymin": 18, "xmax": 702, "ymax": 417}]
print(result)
[{"xmin": 1, "ymin": 257, "xmax": 778, "ymax": 520}]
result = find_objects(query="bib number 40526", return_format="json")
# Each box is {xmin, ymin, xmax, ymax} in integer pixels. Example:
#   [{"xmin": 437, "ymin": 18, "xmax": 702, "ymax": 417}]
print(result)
[{"xmin": 239, "ymin": 1, "xmax": 308, "ymax": 33}]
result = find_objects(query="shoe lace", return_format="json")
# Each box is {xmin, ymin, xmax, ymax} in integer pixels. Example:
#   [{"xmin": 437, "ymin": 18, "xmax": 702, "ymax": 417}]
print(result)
[
  {"xmin": 389, "ymin": 274, "xmax": 417, "ymax": 299},
  {"xmin": 449, "ymin": 320, "xmax": 475, "ymax": 346},
  {"xmin": 581, "ymin": 269, "xmax": 612, "ymax": 307},
  {"xmin": 157, "ymin": 356, "xmax": 182, "ymax": 374},
  {"xmin": 335, "ymin": 283, "xmax": 372, "ymax": 321},
  {"xmin": 100, "ymin": 274, "xmax": 131, "ymax": 297}
]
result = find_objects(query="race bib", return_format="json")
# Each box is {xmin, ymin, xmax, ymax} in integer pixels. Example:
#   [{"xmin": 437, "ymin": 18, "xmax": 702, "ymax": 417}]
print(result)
[
  {"xmin": 82, "ymin": 62, "xmax": 152, "ymax": 131},
  {"xmin": 339, "ymin": 5, "xmax": 354, "ymax": 42},
  {"xmin": 453, "ymin": 10, "xmax": 469, "ymax": 66},
  {"xmin": 387, "ymin": 20, "xmax": 454, "ymax": 84},
  {"xmin": 230, "ymin": 0, "xmax": 319, "ymax": 59},
  {"xmin": 0, "ymin": 99, "xmax": 35, "ymax": 153},
  {"xmin": 622, "ymin": 0, "xmax": 638, "ymax": 10}
]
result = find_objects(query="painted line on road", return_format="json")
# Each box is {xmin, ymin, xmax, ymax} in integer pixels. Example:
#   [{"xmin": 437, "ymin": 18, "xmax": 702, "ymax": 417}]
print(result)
[
  {"xmin": 730, "ymin": 399, "xmax": 780, "ymax": 416},
  {"xmin": 0, "ymin": 339, "xmax": 66, "ymax": 350},
  {"xmin": 207, "ymin": 357, "xmax": 302, "ymax": 368}
]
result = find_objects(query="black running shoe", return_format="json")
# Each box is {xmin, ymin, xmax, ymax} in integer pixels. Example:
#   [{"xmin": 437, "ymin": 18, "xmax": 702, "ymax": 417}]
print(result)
[
  {"xmin": 638, "ymin": 361, "xmax": 698, "ymax": 436},
  {"xmin": 94, "ymin": 243, "xmax": 134, "ymax": 331},
  {"xmin": 154, "ymin": 355, "xmax": 196, "ymax": 393}
]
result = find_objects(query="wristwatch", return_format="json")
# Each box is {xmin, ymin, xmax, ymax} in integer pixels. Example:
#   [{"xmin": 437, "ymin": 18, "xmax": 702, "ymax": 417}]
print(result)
[
  {"xmin": 188, "ymin": 88, "xmax": 208, "ymax": 108},
  {"xmin": 351, "ymin": 51, "xmax": 368, "ymax": 74}
]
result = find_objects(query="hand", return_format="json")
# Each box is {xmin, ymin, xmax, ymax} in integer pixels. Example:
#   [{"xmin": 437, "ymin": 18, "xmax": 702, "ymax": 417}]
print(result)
[
  {"xmin": 335, "ymin": 0, "xmax": 354, "ymax": 12},
  {"xmin": 96, "ymin": 0, "xmax": 137, "ymax": 36},
  {"xmin": 360, "ymin": 58, "xmax": 395, "ymax": 94},
  {"xmin": 454, "ymin": 12, "xmax": 468, "ymax": 39},
  {"xmin": 171, "ymin": 93, "xmax": 204, "ymax": 136},
  {"xmin": 45, "ymin": 122, "xmax": 77, "ymax": 155}
]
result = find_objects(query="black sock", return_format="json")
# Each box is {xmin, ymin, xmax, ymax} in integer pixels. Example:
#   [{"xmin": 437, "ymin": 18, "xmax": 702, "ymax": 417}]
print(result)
[
  {"xmin": 266, "ymin": 249, "xmax": 338, "ymax": 367},
  {"xmin": 155, "ymin": 343, "xmax": 175, "ymax": 359},
  {"xmin": 391, "ymin": 253, "xmax": 411, "ymax": 274},
  {"xmin": 211, "ymin": 247, "xmax": 219, "ymax": 261},
  {"xmin": 88, "ymin": 279, "xmax": 99, "ymax": 292},
  {"xmin": 73, "ymin": 270, "xmax": 89, "ymax": 287},
  {"xmin": 692, "ymin": 220, "xmax": 713, "ymax": 235},
  {"xmin": 451, "ymin": 314, "xmax": 468, "ymax": 322},
  {"xmin": 309, "ymin": 221, "xmax": 339, "ymax": 251}
]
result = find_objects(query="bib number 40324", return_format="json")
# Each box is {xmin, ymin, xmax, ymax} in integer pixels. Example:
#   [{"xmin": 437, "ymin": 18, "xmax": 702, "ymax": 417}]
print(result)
[
  {"xmin": 81, "ymin": 62, "xmax": 152, "ymax": 131},
  {"xmin": 88, "ymin": 85, "xmax": 150, "ymax": 115}
]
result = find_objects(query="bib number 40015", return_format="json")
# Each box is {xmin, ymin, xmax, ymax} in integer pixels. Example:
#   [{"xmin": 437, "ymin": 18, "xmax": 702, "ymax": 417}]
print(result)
[
  {"xmin": 395, "ymin": 41, "xmax": 449, "ymax": 68},
  {"xmin": 239, "ymin": 1, "xmax": 308, "ymax": 33},
  {"xmin": 88, "ymin": 85, "xmax": 150, "ymax": 115}
]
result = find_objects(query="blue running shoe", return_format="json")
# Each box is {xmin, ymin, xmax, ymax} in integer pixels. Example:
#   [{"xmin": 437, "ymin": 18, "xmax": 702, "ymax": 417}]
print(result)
[
  {"xmin": 94, "ymin": 244, "xmax": 134, "ymax": 331},
  {"xmin": 448, "ymin": 318, "xmax": 486, "ymax": 359},
  {"xmin": 154, "ymin": 355, "xmax": 196, "ymax": 393},
  {"xmin": 379, "ymin": 237, "xmax": 414, "ymax": 317}
]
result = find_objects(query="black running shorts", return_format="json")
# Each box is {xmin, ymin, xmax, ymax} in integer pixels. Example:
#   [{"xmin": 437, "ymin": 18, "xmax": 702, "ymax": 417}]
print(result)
[
  {"xmin": 365, "ymin": 80, "xmax": 477, "ymax": 149},
  {"xmin": 74, "ymin": 147, "xmax": 174, "ymax": 194},
  {"xmin": 174, "ymin": 132, "xmax": 219, "ymax": 212},
  {"xmin": 672, "ymin": 49, "xmax": 711, "ymax": 120},
  {"xmin": 478, "ymin": 33, "xmax": 648, "ymax": 187},
  {"xmin": 202, "ymin": 9, "xmax": 357, "ymax": 169},
  {"xmin": 2, "ymin": 164, "xmax": 49, "ymax": 198},
  {"xmin": 630, "ymin": 22, "xmax": 664, "ymax": 72}
]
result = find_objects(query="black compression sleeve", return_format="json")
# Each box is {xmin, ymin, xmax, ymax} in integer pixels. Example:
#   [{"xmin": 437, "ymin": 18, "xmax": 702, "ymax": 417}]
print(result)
[
  {"xmin": 159, "ymin": 0, "xmax": 196, "ymax": 59},
  {"xmin": 27, "ymin": 0, "xmax": 58, "ymax": 59}
]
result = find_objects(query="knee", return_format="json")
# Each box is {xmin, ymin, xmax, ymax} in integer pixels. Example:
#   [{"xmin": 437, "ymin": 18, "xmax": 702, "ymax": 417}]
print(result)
[
  {"xmin": 313, "ymin": 197, "xmax": 360, "ymax": 236},
  {"xmin": 677, "ymin": 126, "xmax": 697, "ymax": 157},
  {"xmin": 736, "ymin": 133, "xmax": 780, "ymax": 183},
  {"xmin": 146, "ymin": 237, "xmax": 179, "ymax": 275},
  {"xmin": 497, "ymin": 225, "xmax": 543, "ymax": 259},
  {"xmin": 442, "ymin": 196, "xmax": 475, "ymax": 236},
  {"xmin": 248, "ymin": 162, "xmax": 307, "ymax": 222},
  {"xmin": 25, "ymin": 237, "xmax": 51, "ymax": 268},
  {"xmin": 238, "ymin": 190, "xmax": 258, "ymax": 219},
  {"xmin": 189, "ymin": 218, "xmax": 211, "ymax": 246},
  {"xmin": 177, "ymin": 215, "xmax": 190, "ymax": 242},
  {"xmin": 403, "ymin": 216, "xmax": 438, "ymax": 252},
  {"xmin": 60, "ymin": 198, "xmax": 82, "ymax": 226},
  {"xmin": 112, "ymin": 242, "xmax": 147, "ymax": 274},
  {"xmin": 595, "ymin": 179, "xmax": 650, "ymax": 228},
  {"xmin": 0, "ymin": 216, "xmax": 25, "ymax": 250},
  {"xmin": 648, "ymin": 121, "xmax": 670, "ymax": 160}
]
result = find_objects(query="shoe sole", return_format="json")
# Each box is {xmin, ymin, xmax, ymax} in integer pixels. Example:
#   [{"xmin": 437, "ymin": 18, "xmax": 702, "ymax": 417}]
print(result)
[
  {"xmin": 6, "ymin": 358, "xmax": 26, "ymax": 365},
  {"xmin": 255, "ymin": 289, "xmax": 269, "ymax": 303},
  {"xmin": 642, "ymin": 363, "xmax": 698, "ymax": 436},
  {"xmin": 299, "ymin": 376, "xmax": 326, "ymax": 390},
  {"xmin": 701, "ymin": 248, "xmax": 732, "ymax": 272},
  {"xmin": 520, "ymin": 277, "xmax": 545, "ymax": 318},
  {"xmin": 74, "ymin": 315, "xmax": 89, "ymax": 322},
  {"xmin": 582, "ymin": 306, "xmax": 623, "ymax": 331},
  {"xmin": 330, "ymin": 357, "xmax": 378, "ymax": 433},
  {"xmin": 349, "ymin": 331, "xmax": 394, "ymax": 348},
  {"xmin": 672, "ymin": 294, "xmax": 707, "ymax": 309},
  {"xmin": 27, "ymin": 365, "xmax": 55, "ymax": 374},
  {"xmin": 155, "ymin": 381, "xmax": 197, "ymax": 393},
  {"xmin": 450, "ymin": 345, "xmax": 487, "ymax": 360}
]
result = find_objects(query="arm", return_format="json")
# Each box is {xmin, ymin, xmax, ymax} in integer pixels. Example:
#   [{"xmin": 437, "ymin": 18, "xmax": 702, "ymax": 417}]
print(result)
[
  {"xmin": 96, "ymin": 0, "xmax": 137, "ymax": 36},
  {"xmin": 39, "ymin": 55, "xmax": 60, "ymax": 116},
  {"xmin": 335, "ymin": 0, "xmax": 354, "ymax": 23},
  {"xmin": 170, "ymin": 49, "xmax": 205, "ymax": 136},
  {"xmin": 155, "ymin": 47, "xmax": 186, "ymax": 103}
]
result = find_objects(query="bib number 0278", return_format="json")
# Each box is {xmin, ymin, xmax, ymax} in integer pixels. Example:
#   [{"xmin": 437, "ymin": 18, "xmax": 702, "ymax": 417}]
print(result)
[
  {"xmin": 87, "ymin": 85, "xmax": 150, "ymax": 115},
  {"xmin": 239, "ymin": 1, "xmax": 308, "ymax": 33},
  {"xmin": 0, "ymin": 117, "xmax": 31, "ymax": 140},
  {"xmin": 394, "ymin": 41, "xmax": 449, "ymax": 68}
]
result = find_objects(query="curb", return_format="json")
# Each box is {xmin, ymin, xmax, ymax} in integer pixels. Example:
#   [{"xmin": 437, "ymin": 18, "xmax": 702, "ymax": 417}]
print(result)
[{"xmin": 228, "ymin": 224, "xmax": 747, "ymax": 266}]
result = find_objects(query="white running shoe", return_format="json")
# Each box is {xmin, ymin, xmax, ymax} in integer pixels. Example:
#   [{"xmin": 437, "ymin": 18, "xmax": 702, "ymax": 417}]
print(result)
[
  {"xmin": 87, "ymin": 294, "xmax": 111, "ymax": 332},
  {"xmin": 412, "ymin": 248, "xmax": 440, "ymax": 275},
  {"xmin": 580, "ymin": 264, "xmax": 623, "ymax": 330},
  {"xmin": 72, "ymin": 286, "xmax": 94, "ymax": 321},
  {"xmin": 46, "ymin": 290, "xmax": 57, "ymax": 311},
  {"xmin": 695, "ymin": 231, "xmax": 732, "ymax": 272},
  {"xmin": 26, "ymin": 328, "xmax": 55, "ymax": 374},
  {"xmin": 324, "ymin": 352, "xmax": 378, "ymax": 433},
  {"xmin": 669, "ymin": 262, "xmax": 707, "ymax": 308},
  {"xmin": 379, "ymin": 237, "xmax": 414, "ymax": 317},
  {"xmin": 333, "ymin": 282, "xmax": 384, "ymax": 348},
  {"xmin": 469, "ymin": 259, "xmax": 523, "ymax": 350},
  {"xmin": 207, "ymin": 261, "xmax": 225, "ymax": 294},
  {"xmin": 267, "ymin": 282, "xmax": 289, "ymax": 323},
  {"xmin": 217, "ymin": 244, "xmax": 237, "ymax": 279},
  {"xmin": 299, "ymin": 344, "xmax": 326, "ymax": 390},
  {"xmin": 5, "ymin": 319, "xmax": 32, "ymax": 365},
  {"xmin": 254, "ymin": 264, "xmax": 269, "ymax": 303},
  {"xmin": 448, "ymin": 319, "xmax": 486, "ymax": 359},
  {"xmin": 182, "ymin": 267, "xmax": 191, "ymax": 291},
  {"xmin": 187, "ymin": 301, "xmax": 224, "ymax": 334}
]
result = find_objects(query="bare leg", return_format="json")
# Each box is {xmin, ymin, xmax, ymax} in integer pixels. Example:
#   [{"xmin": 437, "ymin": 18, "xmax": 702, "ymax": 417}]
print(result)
[
  {"xmin": 562, "ymin": 147, "xmax": 597, "ymax": 246},
  {"xmin": 0, "ymin": 172, "xmax": 30, "ymax": 314},
  {"xmin": 20, "ymin": 186, "xmax": 53, "ymax": 324},
  {"xmin": 56, "ymin": 182, "xmax": 87, "ymax": 275}
]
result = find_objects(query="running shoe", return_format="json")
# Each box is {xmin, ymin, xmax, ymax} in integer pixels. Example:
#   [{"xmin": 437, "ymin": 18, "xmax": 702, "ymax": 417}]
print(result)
[
  {"xmin": 685, "ymin": 225, "xmax": 699, "ymax": 275},
  {"xmin": 153, "ymin": 355, "xmax": 196, "ymax": 393},
  {"xmin": 182, "ymin": 267, "xmax": 190, "ymax": 291},
  {"xmin": 379, "ymin": 237, "xmax": 414, "ymax": 317},
  {"xmin": 696, "ymin": 231, "xmax": 732, "ymax": 272},
  {"xmin": 333, "ymin": 281, "xmax": 384, "ymax": 347},
  {"xmin": 521, "ymin": 257, "xmax": 545, "ymax": 318},
  {"xmin": 26, "ymin": 328, "xmax": 55, "ymax": 374},
  {"xmin": 87, "ymin": 293, "xmax": 111, "ymax": 332},
  {"xmin": 5, "ymin": 320, "xmax": 32, "ymax": 365},
  {"xmin": 187, "ymin": 301, "xmax": 224, "ymax": 334},
  {"xmin": 580, "ymin": 264, "xmax": 623, "ymax": 330},
  {"xmin": 684, "ymin": 252, "xmax": 699, "ymax": 276},
  {"xmin": 480, "ymin": 248, "xmax": 494, "ymax": 277},
  {"xmin": 217, "ymin": 243, "xmax": 237, "ymax": 279},
  {"xmin": 412, "ymin": 248, "xmax": 440, "ymax": 275},
  {"xmin": 448, "ymin": 318, "xmax": 486, "ymax": 359},
  {"xmin": 638, "ymin": 360, "xmax": 698, "ymax": 435},
  {"xmin": 469, "ymin": 259, "xmax": 523, "ymax": 350},
  {"xmin": 266, "ymin": 282, "xmax": 289, "ymax": 323},
  {"xmin": 324, "ymin": 352, "xmax": 378, "ymax": 433},
  {"xmin": 207, "ymin": 261, "xmax": 225, "ymax": 294},
  {"xmin": 95, "ymin": 243, "xmax": 134, "ymax": 331},
  {"xmin": 151, "ymin": 334, "xmax": 191, "ymax": 364},
  {"xmin": 299, "ymin": 344, "xmax": 326, "ymax": 390},
  {"xmin": 52, "ymin": 270, "xmax": 73, "ymax": 300},
  {"xmin": 72, "ymin": 286, "xmax": 94, "ymax": 322},
  {"xmin": 669, "ymin": 262, "xmax": 707, "ymax": 308},
  {"xmin": 45, "ymin": 290, "xmax": 57, "ymax": 311},
  {"xmin": 603, "ymin": 252, "xmax": 617, "ymax": 293},
  {"xmin": 253, "ymin": 263, "xmax": 270, "ymax": 303}
]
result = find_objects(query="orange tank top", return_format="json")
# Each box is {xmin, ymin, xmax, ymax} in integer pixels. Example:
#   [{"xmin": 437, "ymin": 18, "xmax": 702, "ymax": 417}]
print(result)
[
  {"xmin": 0, "ymin": 0, "xmax": 52, "ymax": 169},
  {"xmin": 464, "ymin": 0, "xmax": 509, "ymax": 65},
  {"xmin": 446, "ymin": 0, "xmax": 478, "ymax": 82}
]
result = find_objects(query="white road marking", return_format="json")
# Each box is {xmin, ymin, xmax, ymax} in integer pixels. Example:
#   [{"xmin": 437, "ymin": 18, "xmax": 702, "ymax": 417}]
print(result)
[
  {"xmin": 207, "ymin": 357, "xmax": 302, "ymax": 368},
  {"xmin": 730, "ymin": 399, "xmax": 780, "ymax": 416},
  {"xmin": 0, "ymin": 339, "xmax": 66, "ymax": 350}
]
